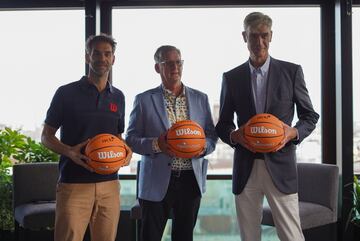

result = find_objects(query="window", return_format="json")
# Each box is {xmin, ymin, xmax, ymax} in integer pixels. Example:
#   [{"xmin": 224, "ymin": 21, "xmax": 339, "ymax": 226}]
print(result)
[
  {"xmin": 112, "ymin": 7, "xmax": 321, "ymax": 175},
  {"xmin": 0, "ymin": 10, "xmax": 84, "ymax": 140},
  {"xmin": 353, "ymin": 7, "xmax": 360, "ymax": 174}
]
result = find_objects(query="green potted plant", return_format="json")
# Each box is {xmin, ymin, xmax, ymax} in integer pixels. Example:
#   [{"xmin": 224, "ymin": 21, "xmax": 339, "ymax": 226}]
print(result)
[
  {"xmin": 0, "ymin": 127, "xmax": 58, "ymax": 238},
  {"xmin": 0, "ymin": 155, "xmax": 13, "ymax": 238},
  {"xmin": 347, "ymin": 175, "xmax": 360, "ymax": 239}
]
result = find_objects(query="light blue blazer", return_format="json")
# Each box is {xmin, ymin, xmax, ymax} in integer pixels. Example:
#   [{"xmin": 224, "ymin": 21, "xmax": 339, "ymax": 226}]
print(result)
[{"xmin": 126, "ymin": 85, "xmax": 218, "ymax": 201}]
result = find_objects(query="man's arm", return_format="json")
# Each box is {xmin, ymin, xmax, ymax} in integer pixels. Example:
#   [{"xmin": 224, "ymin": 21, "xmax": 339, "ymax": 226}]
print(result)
[
  {"xmin": 215, "ymin": 74, "xmax": 237, "ymax": 146},
  {"xmin": 125, "ymin": 95, "xmax": 160, "ymax": 155},
  {"xmin": 274, "ymin": 65, "xmax": 318, "ymax": 151},
  {"xmin": 274, "ymin": 122, "xmax": 298, "ymax": 151},
  {"xmin": 41, "ymin": 123, "xmax": 92, "ymax": 171},
  {"xmin": 215, "ymin": 73, "xmax": 257, "ymax": 153},
  {"xmin": 292, "ymin": 65, "xmax": 320, "ymax": 144},
  {"xmin": 201, "ymin": 94, "xmax": 218, "ymax": 156}
]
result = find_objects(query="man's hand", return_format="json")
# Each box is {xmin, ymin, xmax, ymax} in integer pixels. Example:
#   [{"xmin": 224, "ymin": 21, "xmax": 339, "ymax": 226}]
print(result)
[
  {"xmin": 193, "ymin": 146, "xmax": 206, "ymax": 158},
  {"xmin": 121, "ymin": 143, "xmax": 133, "ymax": 167},
  {"xmin": 273, "ymin": 122, "xmax": 298, "ymax": 152},
  {"xmin": 231, "ymin": 124, "xmax": 256, "ymax": 153},
  {"xmin": 158, "ymin": 132, "xmax": 175, "ymax": 157},
  {"xmin": 67, "ymin": 139, "xmax": 93, "ymax": 172}
]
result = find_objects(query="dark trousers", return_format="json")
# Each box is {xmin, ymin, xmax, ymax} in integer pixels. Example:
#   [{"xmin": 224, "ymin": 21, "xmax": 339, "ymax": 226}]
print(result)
[{"xmin": 140, "ymin": 170, "xmax": 201, "ymax": 241}]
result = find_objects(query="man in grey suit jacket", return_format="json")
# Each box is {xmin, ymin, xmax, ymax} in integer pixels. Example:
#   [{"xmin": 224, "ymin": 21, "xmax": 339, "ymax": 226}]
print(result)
[
  {"xmin": 215, "ymin": 12, "xmax": 319, "ymax": 241},
  {"xmin": 126, "ymin": 45, "xmax": 217, "ymax": 241}
]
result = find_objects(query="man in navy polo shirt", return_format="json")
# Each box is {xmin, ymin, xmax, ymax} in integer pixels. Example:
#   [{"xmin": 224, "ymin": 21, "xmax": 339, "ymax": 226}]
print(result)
[{"xmin": 41, "ymin": 34, "xmax": 132, "ymax": 241}]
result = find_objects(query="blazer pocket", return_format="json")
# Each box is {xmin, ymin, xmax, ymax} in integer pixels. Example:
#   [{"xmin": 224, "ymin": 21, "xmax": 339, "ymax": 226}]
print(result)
[
  {"xmin": 202, "ymin": 158, "xmax": 209, "ymax": 178},
  {"xmin": 278, "ymin": 143, "xmax": 296, "ymax": 153},
  {"xmin": 201, "ymin": 158, "xmax": 209, "ymax": 193}
]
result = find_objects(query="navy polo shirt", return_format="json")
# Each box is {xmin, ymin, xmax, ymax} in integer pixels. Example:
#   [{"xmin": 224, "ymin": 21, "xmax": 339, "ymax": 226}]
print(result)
[{"xmin": 45, "ymin": 76, "xmax": 125, "ymax": 183}]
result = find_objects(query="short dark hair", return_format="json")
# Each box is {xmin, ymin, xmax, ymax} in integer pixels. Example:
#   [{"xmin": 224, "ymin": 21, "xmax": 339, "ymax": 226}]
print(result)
[
  {"xmin": 154, "ymin": 45, "xmax": 181, "ymax": 63},
  {"xmin": 243, "ymin": 12, "xmax": 272, "ymax": 31},
  {"xmin": 86, "ymin": 33, "xmax": 117, "ymax": 54}
]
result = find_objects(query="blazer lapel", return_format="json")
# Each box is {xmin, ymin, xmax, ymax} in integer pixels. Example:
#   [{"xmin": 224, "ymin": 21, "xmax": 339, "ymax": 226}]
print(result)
[
  {"xmin": 265, "ymin": 58, "xmax": 281, "ymax": 112},
  {"xmin": 151, "ymin": 86, "xmax": 170, "ymax": 130},
  {"xmin": 186, "ymin": 86, "xmax": 195, "ymax": 120},
  {"xmin": 244, "ymin": 64, "xmax": 257, "ymax": 115}
]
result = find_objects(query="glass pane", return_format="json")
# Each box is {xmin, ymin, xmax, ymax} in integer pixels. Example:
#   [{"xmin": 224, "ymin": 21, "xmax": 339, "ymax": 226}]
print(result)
[
  {"xmin": 118, "ymin": 180, "xmax": 136, "ymax": 209},
  {"xmin": 160, "ymin": 179, "xmax": 279, "ymax": 241},
  {"xmin": 112, "ymin": 7, "xmax": 321, "ymax": 175},
  {"xmin": 120, "ymin": 179, "xmax": 280, "ymax": 241},
  {"xmin": 353, "ymin": 7, "xmax": 360, "ymax": 174},
  {"xmin": 0, "ymin": 10, "xmax": 85, "ymax": 140}
]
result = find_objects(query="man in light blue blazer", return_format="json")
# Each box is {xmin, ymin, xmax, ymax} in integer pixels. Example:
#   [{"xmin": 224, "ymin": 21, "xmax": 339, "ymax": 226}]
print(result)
[{"xmin": 126, "ymin": 45, "xmax": 217, "ymax": 241}]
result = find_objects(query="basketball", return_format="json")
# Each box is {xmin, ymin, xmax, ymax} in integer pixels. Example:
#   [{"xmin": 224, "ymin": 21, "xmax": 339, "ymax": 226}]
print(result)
[
  {"xmin": 85, "ymin": 133, "xmax": 127, "ymax": 175},
  {"xmin": 244, "ymin": 113, "xmax": 285, "ymax": 153},
  {"xmin": 166, "ymin": 120, "xmax": 206, "ymax": 158}
]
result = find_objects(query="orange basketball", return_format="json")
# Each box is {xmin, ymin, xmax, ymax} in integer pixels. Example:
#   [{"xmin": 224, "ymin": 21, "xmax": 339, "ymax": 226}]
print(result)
[
  {"xmin": 166, "ymin": 120, "xmax": 206, "ymax": 158},
  {"xmin": 85, "ymin": 133, "xmax": 127, "ymax": 175},
  {"xmin": 244, "ymin": 113, "xmax": 285, "ymax": 153}
]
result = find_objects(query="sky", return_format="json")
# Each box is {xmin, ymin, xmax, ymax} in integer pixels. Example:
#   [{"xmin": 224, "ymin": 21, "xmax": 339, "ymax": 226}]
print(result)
[{"xmin": 0, "ymin": 10, "xmax": 84, "ymax": 131}]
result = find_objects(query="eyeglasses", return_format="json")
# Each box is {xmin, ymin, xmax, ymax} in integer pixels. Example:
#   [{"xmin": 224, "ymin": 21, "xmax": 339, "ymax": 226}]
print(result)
[{"xmin": 158, "ymin": 60, "xmax": 184, "ymax": 68}]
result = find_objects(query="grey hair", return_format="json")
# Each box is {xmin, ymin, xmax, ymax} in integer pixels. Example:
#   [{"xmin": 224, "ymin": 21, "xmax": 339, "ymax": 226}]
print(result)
[
  {"xmin": 154, "ymin": 45, "xmax": 181, "ymax": 63},
  {"xmin": 243, "ymin": 12, "xmax": 272, "ymax": 31}
]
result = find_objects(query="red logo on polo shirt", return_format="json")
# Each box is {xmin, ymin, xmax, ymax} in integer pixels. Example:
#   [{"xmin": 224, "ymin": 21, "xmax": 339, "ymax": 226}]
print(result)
[{"xmin": 109, "ymin": 103, "xmax": 118, "ymax": 112}]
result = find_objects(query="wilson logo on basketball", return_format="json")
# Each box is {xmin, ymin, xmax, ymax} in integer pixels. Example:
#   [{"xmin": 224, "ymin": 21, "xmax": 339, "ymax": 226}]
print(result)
[
  {"xmin": 175, "ymin": 128, "xmax": 202, "ymax": 136},
  {"xmin": 97, "ymin": 151, "xmax": 124, "ymax": 160},
  {"xmin": 250, "ymin": 126, "xmax": 277, "ymax": 135}
]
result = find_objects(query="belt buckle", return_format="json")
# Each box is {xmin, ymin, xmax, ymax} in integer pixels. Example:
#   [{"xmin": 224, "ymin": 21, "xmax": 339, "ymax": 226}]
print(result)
[{"xmin": 172, "ymin": 169, "xmax": 181, "ymax": 178}]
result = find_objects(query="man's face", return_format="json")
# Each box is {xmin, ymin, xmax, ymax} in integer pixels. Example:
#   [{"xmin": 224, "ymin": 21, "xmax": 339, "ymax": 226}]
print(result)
[
  {"xmin": 242, "ymin": 24, "xmax": 272, "ymax": 61},
  {"xmin": 155, "ymin": 50, "xmax": 183, "ymax": 86},
  {"xmin": 86, "ymin": 41, "xmax": 115, "ymax": 77}
]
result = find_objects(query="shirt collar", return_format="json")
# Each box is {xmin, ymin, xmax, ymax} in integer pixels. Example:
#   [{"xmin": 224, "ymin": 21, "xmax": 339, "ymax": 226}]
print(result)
[
  {"xmin": 107, "ymin": 81, "xmax": 114, "ymax": 93},
  {"xmin": 80, "ymin": 76, "xmax": 113, "ymax": 93},
  {"xmin": 161, "ymin": 83, "xmax": 186, "ymax": 97},
  {"xmin": 248, "ymin": 55, "xmax": 271, "ymax": 76}
]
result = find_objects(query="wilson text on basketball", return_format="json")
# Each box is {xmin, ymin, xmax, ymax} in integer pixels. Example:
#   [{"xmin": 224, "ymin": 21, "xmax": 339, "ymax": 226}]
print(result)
[
  {"xmin": 175, "ymin": 128, "xmax": 202, "ymax": 136},
  {"xmin": 250, "ymin": 126, "xmax": 277, "ymax": 135},
  {"xmin": 97, "ymin": 151, "xmax": 124, "ymax": 159}
]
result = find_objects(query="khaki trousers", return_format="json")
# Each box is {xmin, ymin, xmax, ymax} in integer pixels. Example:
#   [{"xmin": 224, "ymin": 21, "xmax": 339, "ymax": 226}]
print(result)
[
  {"xmin": 235, "ymin": 159, "xmax": 304, "ymax": 241},
  {"xmin": 54, "ymin": 180, "xmax": 120, "ymax": 241}
]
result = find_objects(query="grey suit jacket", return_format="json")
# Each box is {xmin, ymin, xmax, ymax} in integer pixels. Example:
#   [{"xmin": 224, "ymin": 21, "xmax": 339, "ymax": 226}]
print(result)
[
  {"xmin": 215, "ymin": 57, "xmax": 319, "ymax": 195},
  {"xmin": 126, "ymin": 85, "xmax": 218, "ymax": 201}
]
